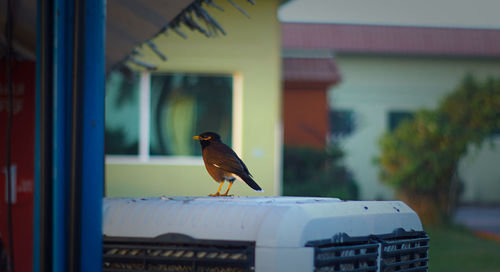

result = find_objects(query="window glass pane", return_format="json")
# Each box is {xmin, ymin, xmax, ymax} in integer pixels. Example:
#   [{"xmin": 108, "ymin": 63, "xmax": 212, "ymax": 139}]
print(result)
[
  {"xmin": 388, "ymin": 111, "xmax": 415, "ymax": 131},
  {"xmin": 105, "ymin": 70, "xmax": 140, "ymax": 155},
  {"xmin": 149, "ymin": 73, "xmax": 232, "ymax": 156},
  {"xmin": 330, "ymin": 110, "xmax": 355, "ymax": 138}
]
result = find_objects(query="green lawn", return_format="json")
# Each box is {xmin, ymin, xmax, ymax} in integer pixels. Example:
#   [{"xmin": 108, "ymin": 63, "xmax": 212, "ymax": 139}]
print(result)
[{"xmin": 426, "ymin": 225, "xmax": 500, "ymax": 272}]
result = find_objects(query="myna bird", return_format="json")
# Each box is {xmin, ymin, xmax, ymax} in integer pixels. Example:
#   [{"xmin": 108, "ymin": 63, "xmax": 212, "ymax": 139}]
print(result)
[{"xmin": 193, "ymin": 132, "xmax": 263, "ymax": 196}]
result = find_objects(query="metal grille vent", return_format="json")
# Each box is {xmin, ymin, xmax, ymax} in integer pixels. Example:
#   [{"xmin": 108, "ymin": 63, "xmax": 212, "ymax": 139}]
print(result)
[
  {"xmin": 103, "ymin": 234, "xmax": 255, "ymax": 272},
  {"xmin": 380, "ymin": 236, "xmax": 429, "ymax": 272},
  {"xmin": 314, "ymin": 243, "xmax": 379, "ymax": 272},
  {"xmin": 307, "ymin": 230, "xmax": 429, "ymax": 272},
  {"xmin": 306, "ymin": 234, "xmax": 379, "ymax": 272}
]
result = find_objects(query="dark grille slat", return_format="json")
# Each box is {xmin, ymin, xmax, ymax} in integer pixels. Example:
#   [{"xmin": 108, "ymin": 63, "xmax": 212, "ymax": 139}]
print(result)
[
  {"xmin": 382, "ymin": 267, "xmax": 428, "ymax": 272},
  {"xmin": 316, "ymin": 252, "xmax": 378, "ymax": 266},
  {"xmin": 103, "ymin": 236, "xmax": 255, "ymax": 272},
  {"xmin": 103, "ymin": 254, "xmax": 251, "ymax": 264},
  {"xmin": 382, "ymin": 257, "xmax": 429, "ymax": 268},
  {"xmin": 317, "ymin": 244, "xmax": 379, "ymax": 252},
  {"xmin": 383, "ymin": 237, "xmax": 429, "ymax": 244},
  {"xmin": 103, "ymin": 243, "xmax": 253, "ymax": 253},
  {"xmin": 104, "ymin": 242, "xmax": 252, "ymax": 250},
  {"xmin": 316, "ymin": 266, "xmax": 379, "ymax": 272},
  {"xmin": 382, "ymin": 246, "xmax": 429, "ymax": 257}
]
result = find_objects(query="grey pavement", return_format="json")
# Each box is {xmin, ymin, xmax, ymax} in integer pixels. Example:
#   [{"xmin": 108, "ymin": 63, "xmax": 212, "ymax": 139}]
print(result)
[{"xmin": 454, "ymin": 206, "xmax": 500, "ymax": 235}]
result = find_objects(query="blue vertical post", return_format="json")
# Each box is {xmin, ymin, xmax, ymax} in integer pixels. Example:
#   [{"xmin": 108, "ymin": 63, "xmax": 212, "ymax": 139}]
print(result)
[
  {"xmin": 78, "ymin": 0, "xmax": 105, "ymax": 270},
  {"xmin": 34, "ymin": 0, "xmax": 105, "ymax": 271},
  {"xmin": 69, "ymin": 0, "xmax": 105, "ymax": 270}
]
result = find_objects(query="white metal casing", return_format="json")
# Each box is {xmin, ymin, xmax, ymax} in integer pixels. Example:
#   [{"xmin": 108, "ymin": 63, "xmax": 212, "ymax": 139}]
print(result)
[{"xmin": 103, "ymin": 196, "xmax": 423, "ymax": 271}]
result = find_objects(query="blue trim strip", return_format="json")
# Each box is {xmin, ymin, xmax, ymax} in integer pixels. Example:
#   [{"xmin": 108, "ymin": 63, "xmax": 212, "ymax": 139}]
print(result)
[{"xmin": 52, "ymin": 0, "xmax": 73, "ymax": 270}]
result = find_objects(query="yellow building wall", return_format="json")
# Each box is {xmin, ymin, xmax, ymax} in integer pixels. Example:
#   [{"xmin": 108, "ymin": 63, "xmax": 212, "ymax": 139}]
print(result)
[{"xmin": 105, "ymin": 0, "xmax": 282, "ymax": 197}]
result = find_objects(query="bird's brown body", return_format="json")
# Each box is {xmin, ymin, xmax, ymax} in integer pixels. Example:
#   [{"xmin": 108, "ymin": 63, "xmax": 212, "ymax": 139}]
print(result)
[{"xmin": 193, "ymin": 132, "xmax": 263, "ymax": 196}]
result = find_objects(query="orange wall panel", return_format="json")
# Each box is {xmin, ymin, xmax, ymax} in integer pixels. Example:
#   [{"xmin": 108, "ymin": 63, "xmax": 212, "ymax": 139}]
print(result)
[{"xmin": 283, "ymin": 88, "xmax": 328, "ymax": 149}]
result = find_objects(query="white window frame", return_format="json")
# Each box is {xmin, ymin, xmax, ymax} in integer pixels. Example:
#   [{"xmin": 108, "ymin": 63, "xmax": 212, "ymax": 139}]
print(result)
[{"xmin": 106, "ymin": 71, "xmax": 242, "ymax": 165}]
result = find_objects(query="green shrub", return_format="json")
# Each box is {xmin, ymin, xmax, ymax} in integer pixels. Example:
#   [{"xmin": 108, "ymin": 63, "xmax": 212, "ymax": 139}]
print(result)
[
  {"xmin": 376, "ymin": 75, "xmax": 500, "ymax": 224},
  {"xmin": 283, "ymin": 145, "xmax": 359, "ymax": 200}
]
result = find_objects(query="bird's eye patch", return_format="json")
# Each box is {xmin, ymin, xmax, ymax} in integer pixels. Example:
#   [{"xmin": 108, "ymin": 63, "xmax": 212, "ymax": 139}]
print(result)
[{"xmin": 202, "ymin": 136, "xmax": 212, "ymax": 140}]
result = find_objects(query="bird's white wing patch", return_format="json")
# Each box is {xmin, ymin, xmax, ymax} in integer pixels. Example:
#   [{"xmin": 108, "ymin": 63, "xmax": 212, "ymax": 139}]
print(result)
[{"xmin": 213, "ymin": 163, "xmax": 221, "ymax": 168}]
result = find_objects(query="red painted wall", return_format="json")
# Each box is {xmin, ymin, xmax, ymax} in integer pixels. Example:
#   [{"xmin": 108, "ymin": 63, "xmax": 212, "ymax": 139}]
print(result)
[
  {"xmin": 0, "ymin": 61, "xmax": 35, "ymax": 272},
  {"xmin": 283, "ymin": 86, "xmax": 329, "ymax": 149}
]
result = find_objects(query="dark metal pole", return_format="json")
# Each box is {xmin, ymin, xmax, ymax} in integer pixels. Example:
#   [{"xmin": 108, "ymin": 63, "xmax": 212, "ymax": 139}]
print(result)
[
  {"xmin": 69, "ymin": 0, "xmax": 85, "ymax": 270},
  {"xmin": 5, "ymin": 0, "xmax": 15, "ymax": 271},
  {"xmin": 37, "ymin": 0, "xmax": 54, "ymax": 271}
]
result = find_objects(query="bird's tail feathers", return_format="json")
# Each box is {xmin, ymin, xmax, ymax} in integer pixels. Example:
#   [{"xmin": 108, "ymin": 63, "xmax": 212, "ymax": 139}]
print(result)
[{"xmin": 240, "ymin": 174, "xmax": 263, "ymax": 192}]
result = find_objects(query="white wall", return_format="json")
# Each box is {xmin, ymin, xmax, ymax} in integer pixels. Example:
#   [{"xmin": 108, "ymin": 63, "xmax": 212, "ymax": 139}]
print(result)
[
  {"xmin": 330, "ymin": 55, "xmax": 500, "ymax": 202},
  {"xmin": 279, "ymin": 0, "xmax": 500, "ymax": 29}
]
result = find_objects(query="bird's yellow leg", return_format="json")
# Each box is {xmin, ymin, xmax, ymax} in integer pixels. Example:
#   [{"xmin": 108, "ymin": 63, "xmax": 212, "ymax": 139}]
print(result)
[
  {"xmin": 209, "ymin": 182, "xmax": 224, "ymax": 197},
  {"xmin": 221, "ymin": 182, "xmax": 234, "ymax": 197}
]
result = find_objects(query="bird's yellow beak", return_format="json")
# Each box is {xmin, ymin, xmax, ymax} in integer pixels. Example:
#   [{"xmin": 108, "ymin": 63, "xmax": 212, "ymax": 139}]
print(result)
[{"xmin": 193, "ymin": 135, "xmax": 211, "ymax": 140}]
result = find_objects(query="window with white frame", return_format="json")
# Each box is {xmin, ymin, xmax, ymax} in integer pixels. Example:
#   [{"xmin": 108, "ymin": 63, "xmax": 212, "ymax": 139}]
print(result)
[{"xmin": 105, "ymin": 70, "xmax": 235, "ymax": 162}]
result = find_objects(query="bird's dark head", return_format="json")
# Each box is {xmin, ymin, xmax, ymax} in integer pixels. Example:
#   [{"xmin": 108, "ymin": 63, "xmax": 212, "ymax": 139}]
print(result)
[{"xmin": 193, "ymin": 132, "xmax": 222, "ymax": 148}]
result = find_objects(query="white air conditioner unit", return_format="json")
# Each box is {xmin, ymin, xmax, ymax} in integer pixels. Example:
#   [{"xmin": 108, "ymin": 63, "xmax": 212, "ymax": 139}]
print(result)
[{"xmin": 102, "ymin": 197, "xmax": 428, "ymax": 272}]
